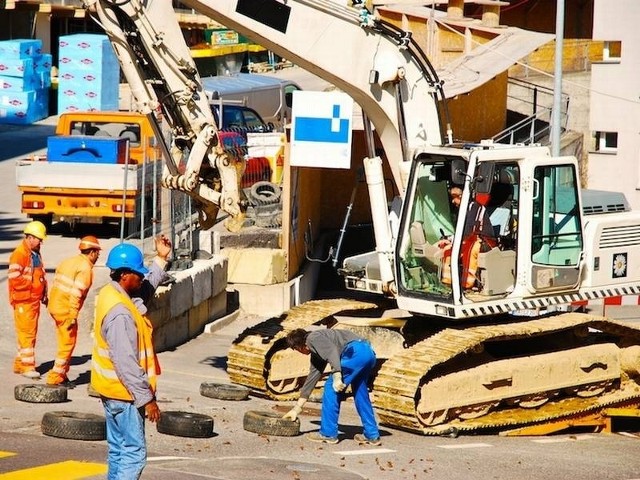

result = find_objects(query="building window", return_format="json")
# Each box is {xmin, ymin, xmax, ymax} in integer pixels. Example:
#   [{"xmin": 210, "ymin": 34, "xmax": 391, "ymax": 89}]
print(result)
[
  {"xmin": 603, "ymin": 41, "xmax": 622, "ymax": 62},
  {"xmin": 595, "ymin": 131, "xmax": 618, "ymax": 152}
]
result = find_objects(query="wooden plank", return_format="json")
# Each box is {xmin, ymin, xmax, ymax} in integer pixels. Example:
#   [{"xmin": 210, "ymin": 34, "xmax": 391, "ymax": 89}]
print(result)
[{"xmin": 500, "ymin": 412, "xmax": 608, "ymax": 437}]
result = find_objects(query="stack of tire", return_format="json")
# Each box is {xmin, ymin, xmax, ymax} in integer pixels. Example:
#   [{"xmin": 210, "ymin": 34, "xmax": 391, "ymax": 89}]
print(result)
[{"xmin": 245, "ymin": 181, "xmax": 282, "ymax": 228}]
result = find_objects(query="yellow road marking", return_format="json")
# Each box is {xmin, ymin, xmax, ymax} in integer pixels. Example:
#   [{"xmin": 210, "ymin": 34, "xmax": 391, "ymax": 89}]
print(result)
[
  {"xmin": 0, "ymin": 460, "xmax": 107, "ymax": 479},
  {"xmin": 0, "ymin": 453, "xmax": 16, "ymax": 459}
]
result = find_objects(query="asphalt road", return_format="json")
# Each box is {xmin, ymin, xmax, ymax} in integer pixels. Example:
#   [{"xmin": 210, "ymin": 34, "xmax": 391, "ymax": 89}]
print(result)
[{"xmin": 1, "ymin": 117, "xmax": 640, "ymax": 480}]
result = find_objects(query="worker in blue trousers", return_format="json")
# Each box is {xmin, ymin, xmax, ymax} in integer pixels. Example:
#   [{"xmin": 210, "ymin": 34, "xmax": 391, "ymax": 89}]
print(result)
[{"xmin": 283, "ymin": 328, "xmax": 381, "ymax": 446}]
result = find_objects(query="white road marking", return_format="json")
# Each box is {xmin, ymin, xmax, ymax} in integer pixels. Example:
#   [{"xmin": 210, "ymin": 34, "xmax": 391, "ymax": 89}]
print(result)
[
  {"xmin": 147, "ymin": 456, "xmax": 192, "ymax": 462},
  {"xmin": 437, "ymin": 443, "xmax": 492, "ymax": 449},
  {"xmin": 335, "ymin": 448, "xmax": 396, "ymax": 456},
  {"xmin": 532, "ymin": 434, "xmax": 595, "ymax": 444}
]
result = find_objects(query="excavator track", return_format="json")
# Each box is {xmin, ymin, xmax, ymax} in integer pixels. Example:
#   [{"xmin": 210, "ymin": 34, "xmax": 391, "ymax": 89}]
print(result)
[
  {"xmin": 373, "ymin": 312, "xmax": 640, "ymax": 434},
  {"xmin": 227, "ymin": 299, "xmax": 377, "ymax": 400}
]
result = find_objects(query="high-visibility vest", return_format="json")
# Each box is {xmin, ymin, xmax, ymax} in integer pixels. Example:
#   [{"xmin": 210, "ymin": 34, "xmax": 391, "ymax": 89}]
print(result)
[
  {"xmin": 91, "ymin": 284, "xmax": 158, "ymax": 401},
  {"xmin": 442, "ymin": 202, "xmax": 498, "ymax": 289},
  {"xmin": 8, "ymin": 240, "xmax": 46, "ymax": 305}
]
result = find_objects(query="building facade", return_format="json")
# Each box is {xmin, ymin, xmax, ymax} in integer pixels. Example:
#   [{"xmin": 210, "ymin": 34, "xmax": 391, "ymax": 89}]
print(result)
[{"xmin": 589, "ymin": 0, "xmax": 640, "ymax": 208}]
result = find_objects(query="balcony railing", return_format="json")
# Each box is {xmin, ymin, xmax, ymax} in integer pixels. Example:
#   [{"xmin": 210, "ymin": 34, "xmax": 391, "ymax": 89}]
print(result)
[{"xmin": 493, "ymin": 77, "xmax": 569, "ymax": 145}]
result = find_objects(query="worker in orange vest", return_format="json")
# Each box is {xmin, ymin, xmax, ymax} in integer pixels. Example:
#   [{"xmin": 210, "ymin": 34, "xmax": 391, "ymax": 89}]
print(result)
[
  {"xmin": 8, "ymin": 221, "xmax": 48, "ymax": 379},
  {"xmin": 46, "ymin": 236, "xmax": 102, "ymax": 386}
]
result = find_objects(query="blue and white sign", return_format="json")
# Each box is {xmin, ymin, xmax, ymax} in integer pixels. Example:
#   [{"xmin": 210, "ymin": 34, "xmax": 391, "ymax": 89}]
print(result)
[{"xmin": 290, "ymin": 90, "xmax": 353, "ymax": 169}]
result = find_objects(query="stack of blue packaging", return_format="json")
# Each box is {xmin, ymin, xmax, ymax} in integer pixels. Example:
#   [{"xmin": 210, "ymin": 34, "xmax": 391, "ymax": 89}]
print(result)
[
  {"xmin": 58, "ymin": 34, "xmax": 119, "ymax": 114},
  {"xmin": 0, "ymin": 39, "xmax": 51, "ymax": 125}
]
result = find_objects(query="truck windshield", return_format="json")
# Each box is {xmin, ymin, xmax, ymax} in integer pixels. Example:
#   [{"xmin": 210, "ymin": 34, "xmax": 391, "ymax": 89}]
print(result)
[
  {"xmin": 211, "ymin": 104, "xmax": 273, "ymax": 132},
  {"xmin": 69, "ymin": 121, "xmax": 141, "ymax": 147}
]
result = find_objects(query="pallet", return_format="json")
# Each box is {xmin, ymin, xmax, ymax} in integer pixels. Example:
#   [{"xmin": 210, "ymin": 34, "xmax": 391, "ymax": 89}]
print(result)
[{"xmin": 500, "ymin": 404, "xmax": 640, "ymax": 436}]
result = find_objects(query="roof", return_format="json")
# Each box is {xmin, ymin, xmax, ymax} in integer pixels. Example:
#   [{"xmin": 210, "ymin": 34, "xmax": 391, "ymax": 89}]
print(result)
[
  {"xmin": 437, "ymin": 27, "xmax": 554, "ymax": 98},
  {"xmin": 377, "ymin": 5, "xmax": 554, "ymax": 98},
  {"xmin": 201, "ymin": 73, "xmax": 300, "ymax": 98}
]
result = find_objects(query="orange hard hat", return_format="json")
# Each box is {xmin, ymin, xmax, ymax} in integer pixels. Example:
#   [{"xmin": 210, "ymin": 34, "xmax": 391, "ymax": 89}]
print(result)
[{"xmin": 78, "ymin": 235, "xmax": 101, "ymax": 251}]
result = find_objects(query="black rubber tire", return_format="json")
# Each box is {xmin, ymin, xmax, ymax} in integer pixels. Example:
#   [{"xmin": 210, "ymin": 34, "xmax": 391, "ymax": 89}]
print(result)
[
  {"xmin": 41, "ymin": 411, "xmax": 106, "ymax": 441},
  {"xmin": 199, "ymin": 382, "xmax": 250, "ymax": 401},
  {"xmin": 157, "ymin": 411, "xmax": 214, "ymax": 438},
  {"xmin": 249, "ymin": 181, "xmax": 281, "ymax": 205},
  {"xmin": 243, "ymin": 410, "xmax": 300, "ymax": 437},
  {"xmin": 15, "ymin": 384, "xmax": 68, "ymax": 403}
]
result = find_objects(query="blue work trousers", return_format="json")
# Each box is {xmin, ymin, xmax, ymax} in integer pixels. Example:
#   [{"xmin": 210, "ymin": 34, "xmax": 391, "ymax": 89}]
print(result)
[
  {"xmin": 102, "ymin": 399, "xmax": 147, "ymax": 480},
  {"xmin": 319, "ymin": 340, "xmax": 380, "ymax": 440}
]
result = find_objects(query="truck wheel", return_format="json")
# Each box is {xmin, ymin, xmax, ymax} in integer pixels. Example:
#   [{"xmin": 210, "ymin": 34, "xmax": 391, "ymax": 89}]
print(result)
[
  {"xmin": 32, "ymin": 214, "xmax": 53, "ymax": 229},
  {"xmin": 249, "ymin": 181, "xmax": 281, "ymax": 205},
  {"xmin": 15, "ymin": 384, "xmax": 68, "ymax": 403},
  {"xmin": 156, "ymin": 411, "xmax": 214, "ymax": 438},
  {"xmin": 243, "ymin": 410, "xmax": 300, "ymax": 437},
  {"xmin": 199, "ymin": 382, "xmax": 250, "ymax": 401},
  {"xmin": 41, "ymin": 411, "xmax": 106, "ymax": 441}
]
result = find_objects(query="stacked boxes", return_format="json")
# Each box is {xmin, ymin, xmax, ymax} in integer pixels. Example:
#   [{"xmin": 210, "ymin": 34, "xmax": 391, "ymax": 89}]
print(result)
[
  {"xmin": 0, "ymin": 39, "xmax": 51, "ymax": 125},
  {"xmin": 58, "ymin": 34, "xmax": 119, "ymax": 113}
]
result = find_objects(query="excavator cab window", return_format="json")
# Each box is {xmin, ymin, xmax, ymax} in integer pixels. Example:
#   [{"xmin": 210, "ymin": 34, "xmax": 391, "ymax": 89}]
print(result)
[
  {"xmin": 396, "ymin": 158, "xmax": 459, "ymax": 300},
  {"xmin": 530, "ymin": 164, "xmax": 583, "ymax": 292}
]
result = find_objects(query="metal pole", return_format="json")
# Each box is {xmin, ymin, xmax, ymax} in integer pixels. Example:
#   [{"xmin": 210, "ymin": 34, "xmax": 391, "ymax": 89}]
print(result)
[
  {"xmin": 140, "ymin": 135, "xmax": 147, "ymax": 241},
  {"xmin": 551, "ymin": 0, "xmax": 565, "ymax": 156},
  {"xmin": 120, "ymin": 140, "xmax": 130, "ymax": 242}
]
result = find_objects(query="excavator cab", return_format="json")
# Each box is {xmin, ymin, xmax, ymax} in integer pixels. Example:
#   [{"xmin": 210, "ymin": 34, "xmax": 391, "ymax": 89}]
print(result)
[{"xmin": 394, "ymin": 146, "xmax": 585, "ymax": 319}]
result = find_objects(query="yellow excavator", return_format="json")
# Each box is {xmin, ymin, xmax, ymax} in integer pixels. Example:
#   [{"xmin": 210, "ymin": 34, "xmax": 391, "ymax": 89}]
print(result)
[{"xmin": 87, "ymin": 0, "xmax": 640, "ymax": 434}]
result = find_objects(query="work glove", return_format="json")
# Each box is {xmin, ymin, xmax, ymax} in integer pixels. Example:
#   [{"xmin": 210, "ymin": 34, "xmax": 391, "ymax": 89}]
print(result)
[
  {"xmin": 332, "ymin": 372, "xmax": 347, "ymax": 393},
  {"xmin": 283, "ymin": 397, "xmax": 307, "ymax": 421}
]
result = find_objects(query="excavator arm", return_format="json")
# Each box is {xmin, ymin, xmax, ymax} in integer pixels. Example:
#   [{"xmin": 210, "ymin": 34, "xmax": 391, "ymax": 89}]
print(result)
[
  {"xmin": 85, "ymin": 0, "xmax": 447, "ymax": 234},
  {"xmin": 84, "ymin": 0, "xmax": 246, "ymax": 231},
  {"xmin": 182, "ymin": 0, "xmax": 447, "ymax": 190}
]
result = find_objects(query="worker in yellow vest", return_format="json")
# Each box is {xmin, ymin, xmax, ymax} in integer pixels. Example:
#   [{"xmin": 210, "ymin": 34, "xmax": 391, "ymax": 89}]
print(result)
[
  {"xmin": 8, "ymin": 221, "xmax": 48, "ymax": 379},
  {"xmin": 46, "ymin": 235, "xmax": 102, "ymax": 386},
  {"xmin": 91, "ymin": 236, "xmax": 171, "ymax": 479}
]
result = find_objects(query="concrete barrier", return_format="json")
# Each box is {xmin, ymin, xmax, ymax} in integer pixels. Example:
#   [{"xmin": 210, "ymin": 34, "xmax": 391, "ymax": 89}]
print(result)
[{"xmin": 147, "ymin": 255, "xmax": 228, "ymax": 352}]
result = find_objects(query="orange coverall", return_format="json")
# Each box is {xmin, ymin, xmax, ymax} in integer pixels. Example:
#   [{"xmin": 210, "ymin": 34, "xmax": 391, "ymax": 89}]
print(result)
[
  {"xmin": 8, "ymin": 240, "xmax": 47, "ymax": 374},
  {"xmin": 46, "ymin": 253, "xmax": 94, "ymax": 384}
]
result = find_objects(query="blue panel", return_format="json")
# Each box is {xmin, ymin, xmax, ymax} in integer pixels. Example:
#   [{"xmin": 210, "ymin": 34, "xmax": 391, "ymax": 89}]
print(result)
[
  {"xmin": 47, "ymin": 136, "xmax": 127, "ymax": 164},
  {"xmin": 294, "ymin": 117, "xmax": 349, "ymax": 143}
]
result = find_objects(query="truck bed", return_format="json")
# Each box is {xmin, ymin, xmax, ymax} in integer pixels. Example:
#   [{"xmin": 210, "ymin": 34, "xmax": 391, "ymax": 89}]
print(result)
[{"xmin": 16, "ymin": 159, "xmax": 145, "ymax": 191}]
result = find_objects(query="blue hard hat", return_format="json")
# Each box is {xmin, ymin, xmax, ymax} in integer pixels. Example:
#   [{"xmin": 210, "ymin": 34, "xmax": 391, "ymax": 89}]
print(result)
[{"xmin": 106, "ymin": 243, "xmax": 149, "ymax": 276}]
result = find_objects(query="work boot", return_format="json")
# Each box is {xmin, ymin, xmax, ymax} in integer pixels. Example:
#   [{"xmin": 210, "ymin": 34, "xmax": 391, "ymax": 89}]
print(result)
[
  {"xmin": 354, "ymin": 433, "xmax": 381, "ymax": 446},
  {"xmin": 21, "ymin": 370, "xmax": 41, "ymax": 380},
  {"xmin": 306, "ymin": 432, "xmax": 339, "ymax": 444},
  {"xmin": 47, "ymin": 376, "xmax": 75, "ymax": 388}
]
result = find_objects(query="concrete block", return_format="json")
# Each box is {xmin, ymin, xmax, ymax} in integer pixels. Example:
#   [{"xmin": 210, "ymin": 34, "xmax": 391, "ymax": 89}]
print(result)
[
  {"xmin": 168, "ymin": 271, "xmax": 194, "ymax": 318},
  {"xmin": 190, "ymin": 263, "xmax": 212, "ymax": 307},
  {"xmin": 153, "ymin": 311, "xmax": 189, "ymax": 353},
  {"xmin": 188, "ymin": 299, "xmax": 210, "ymax": 337},
  {"xmin": 231, "ymin": 281, "xmax": 295, "ymax": 317},
  {"xmin": 225, "ymin": 248, "xmax": 287, "ymax": 285},
  {"xmin": 147, "ymin": 286, "xmax": 171, "ymax": 326},
  {"xmin": 208, "ymin": 289, "xmax": 227, "ymax": 320},
  {"xmin": 211, "ymin": 255, "xmax": 228, "ymax": 297}
]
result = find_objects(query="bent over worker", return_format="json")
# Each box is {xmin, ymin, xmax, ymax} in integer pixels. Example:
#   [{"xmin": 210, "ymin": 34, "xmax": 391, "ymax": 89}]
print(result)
[
  {"xmin": 91, "ymin": 236, "xmax": 171, "ymax": 480},
  {"xmin": 8, "ymin": 221, "xmax": 48, "ymax": 379},
  {"xmin": 284, "ymin": 328, "xmax": 381, "ymax": 446},
  {"xmin": 46, "ymin": 236, "xmax": 101, "ymax": 386}
]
